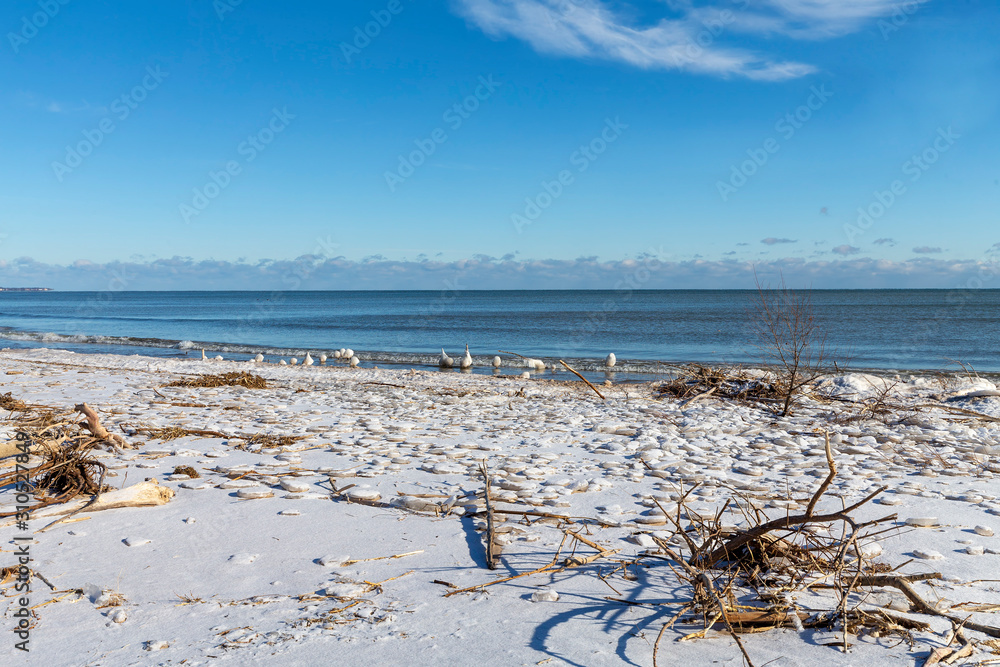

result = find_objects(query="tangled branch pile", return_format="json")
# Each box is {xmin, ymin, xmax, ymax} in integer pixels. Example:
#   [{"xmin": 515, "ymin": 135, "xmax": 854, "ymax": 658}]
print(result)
[
  {"xmin": 0, "ymin": 406, "xmax": 121, "ymax": 517},
  {"xmin": 166, "ymin": 372, "xmax": 268, "ymax": 389},
  {"xmin": 656, "ymin": 365, "xmax": 782, "ymax": 403},
  {"xmin": 642, "ymin": 435, "xmax": 1000, "ymax": 666}
]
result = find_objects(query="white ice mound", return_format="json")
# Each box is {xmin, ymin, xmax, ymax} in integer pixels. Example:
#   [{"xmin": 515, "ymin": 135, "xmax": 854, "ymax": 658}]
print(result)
[
  {"xmin": 322, "ymin": 583, "xmax": 368, "ymax": 599},
  {"xmin": 815, "ymin": 373, "xmax": 902, "ymax": 400},
  {"xmin": 531, "ymin": 589, "xmax": 559, "ymax": 602},
  {"xmin": 949, "ymin": 378, "xmax": 1000, "ymax": 400}
]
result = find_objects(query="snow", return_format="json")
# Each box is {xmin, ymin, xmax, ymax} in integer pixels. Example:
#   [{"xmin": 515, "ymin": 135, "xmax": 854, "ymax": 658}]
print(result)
[{"xmin": 2, "ymin": 347, "xmax": 1000, "ymax": 665}]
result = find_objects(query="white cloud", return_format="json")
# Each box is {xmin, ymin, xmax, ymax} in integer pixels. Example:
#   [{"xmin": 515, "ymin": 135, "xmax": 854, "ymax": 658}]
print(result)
[
  {"xmin": 453, "ymin": 0, "xmax": 927, "ymax": 79},
  {"xmin": 713, "ymin": 1, "xmax": 928, "ymax": 40},
  {"xmin": 831, "ymin": 244, "xmax": 860, "ymax": 255},
  {"xmin": 453, "ymin": 0, "xmax": 815, "ymax": 80},
  {"xmin": 2, "ymin": 253, "xmax": 995, "ymax": 290}
]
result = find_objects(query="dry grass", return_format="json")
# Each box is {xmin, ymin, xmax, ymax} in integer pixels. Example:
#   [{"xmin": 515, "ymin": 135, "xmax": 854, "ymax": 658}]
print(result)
[
  {"xmin": 165, "ymin": 372, "xmax": 268, "ymax": 389},
  {"xmin": 176, "ymin": 592, "xmax": 209, "ymax": 606},
  {"xmin": 137, "ymin": 425, "xmax": 230, "ymax": 442},
  {"xmin": 143, "ymin": 426, "xmax": 191, "ymax": 441},
  {"xmin": 238, "ymin": 432, "xmax": 303, "ymax": 451},
  {"xmin": 0, "ymin": 391, "xmax": 27, "ymax": 411}
]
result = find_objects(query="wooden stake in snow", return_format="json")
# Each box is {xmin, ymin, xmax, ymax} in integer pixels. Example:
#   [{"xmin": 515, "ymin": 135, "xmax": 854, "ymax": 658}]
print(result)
[{"xmin": 479, "ymin": 461, "xmax": 501, "ymax": 570}]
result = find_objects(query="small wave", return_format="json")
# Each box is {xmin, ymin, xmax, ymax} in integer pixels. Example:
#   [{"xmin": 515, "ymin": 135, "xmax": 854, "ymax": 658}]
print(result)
[{"xmin": 0, "ymin": 327, "xmax": 678, "ymax": 375}]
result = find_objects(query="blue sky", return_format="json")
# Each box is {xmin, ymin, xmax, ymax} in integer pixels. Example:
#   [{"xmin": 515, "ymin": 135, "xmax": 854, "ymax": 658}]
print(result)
[{"xmin": 1, "ymin": 0, "xmax": 998, "ymax": 289}]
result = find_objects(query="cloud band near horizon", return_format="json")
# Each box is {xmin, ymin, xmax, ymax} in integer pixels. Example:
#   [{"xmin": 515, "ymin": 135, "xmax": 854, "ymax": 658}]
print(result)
[{"xmin": 2, "ymin": 254, "xmax": 998, "ymax": 291}]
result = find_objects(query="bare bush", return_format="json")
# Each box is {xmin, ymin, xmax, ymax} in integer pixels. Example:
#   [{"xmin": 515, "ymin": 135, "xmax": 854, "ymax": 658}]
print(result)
[{"xmin": 748, "ymin": 271, "xmax": 835, "ymax": 416}]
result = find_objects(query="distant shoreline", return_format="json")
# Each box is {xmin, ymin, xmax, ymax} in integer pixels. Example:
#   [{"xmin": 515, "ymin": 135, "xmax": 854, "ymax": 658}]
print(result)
[{"xmin": 2, "ymin": 287, "xmax": 1000, "ymax": 292}]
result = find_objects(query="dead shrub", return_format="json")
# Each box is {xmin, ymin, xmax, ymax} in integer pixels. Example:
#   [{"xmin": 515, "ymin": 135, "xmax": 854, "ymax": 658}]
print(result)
[{"xmin": 747, "ymin": 271, "xmax": 837, "ymax": 417}]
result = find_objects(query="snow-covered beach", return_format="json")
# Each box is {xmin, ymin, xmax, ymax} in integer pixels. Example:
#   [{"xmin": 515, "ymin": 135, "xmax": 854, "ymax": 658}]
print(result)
[{"xmin": 3, "ymin": 347, "xmax": 1000, "ymax": 666}]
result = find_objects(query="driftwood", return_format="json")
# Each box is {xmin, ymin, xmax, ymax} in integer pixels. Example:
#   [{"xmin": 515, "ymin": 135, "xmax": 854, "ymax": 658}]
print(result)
[
  {"xmin": 855, "ymin": 573, "xmax": 1000, "ymax": 639},
  {"xmin": 0, "ymin": 480, "xmax": 174, "ymax": 529},
  {"xmin": 680, "ymin": 385, "xmax": 717, "ymax": 409},
  {"xmin": 558, "ymin": 360, "xmax": 605, "ymax": 400},
  {"xmin": 0, "ymin": 439, "xmax": 52, "ymax": 460},
  {"xmin": 36, "ymin": 480, "xmax": 173, "ymax": 517},
  {"xmin": 563, "ymin": 530, "xmax": 619, "ymax": 567},
  {"xmin": 697, "ymin": 572, "xmax": 756, "ymax": 667},
  {"xmin": 75, "ymin": 403, "xmax": 130, "ymax": 449}
]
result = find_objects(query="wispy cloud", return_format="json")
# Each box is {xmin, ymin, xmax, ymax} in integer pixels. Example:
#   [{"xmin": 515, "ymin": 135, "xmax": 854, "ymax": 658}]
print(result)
[
  {"xmin": 913, "ymin": 246, "xmax": 943, "ymax": 254},
  {"xmin": 761, "ymin": 237, "xmax": 797, "ymax": 245},
  {"xmin": 453, "ymin": 0, "xmax": 815, "ymax": 80},
  {"xmin": 721, "ymin": 0, "xmax": 930, "ymax": 40},
  {"xmin": 873, "ymin": 237, "xmax": 895, "ymax": 246},
  {"xmin": 453, "ymin": 0, "xmax": 918, "ymax": 79},
  {"xmin": 2, "ymin": 254, "xmax": 996, "ymax": 290},
  {"xmin": 831, "ymin": 244, "xmax": 860, "ymax": 255}
]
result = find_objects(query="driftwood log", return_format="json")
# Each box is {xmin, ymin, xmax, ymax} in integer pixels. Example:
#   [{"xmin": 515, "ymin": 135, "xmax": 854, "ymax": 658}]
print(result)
[
  {"xmin": 75, "ymin": 403, "xmax": 130, "ymax": 449},
  {"xmin": 1, "ymin": 480, "xmax": 174, "ymax": 528}
]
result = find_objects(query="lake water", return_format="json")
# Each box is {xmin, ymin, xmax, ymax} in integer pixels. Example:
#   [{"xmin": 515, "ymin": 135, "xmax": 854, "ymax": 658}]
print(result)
[{"xmin": 1, "ymin": 289, "xmax": 998, "ymax": 374}]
